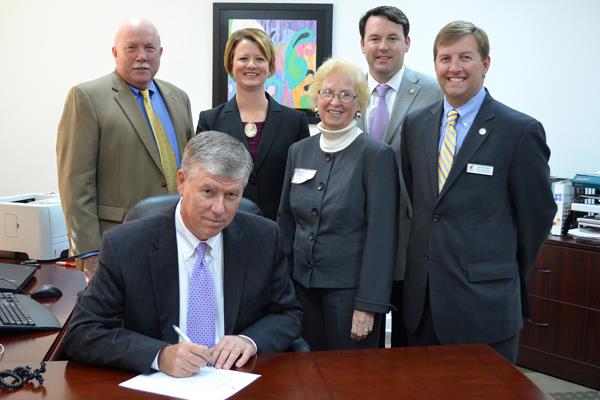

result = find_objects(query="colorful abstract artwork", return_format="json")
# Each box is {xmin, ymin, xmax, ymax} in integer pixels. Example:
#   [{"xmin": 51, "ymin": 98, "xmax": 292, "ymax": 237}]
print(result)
[{"xmin": 227, "ymin": 19, "xmax": 317, "ymax": 110}]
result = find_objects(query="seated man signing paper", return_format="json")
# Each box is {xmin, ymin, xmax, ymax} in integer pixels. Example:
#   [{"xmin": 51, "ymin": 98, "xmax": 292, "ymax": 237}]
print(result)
[{"xmin": 64, "ymin": 131, "xmax": 302, "ymax": 377}]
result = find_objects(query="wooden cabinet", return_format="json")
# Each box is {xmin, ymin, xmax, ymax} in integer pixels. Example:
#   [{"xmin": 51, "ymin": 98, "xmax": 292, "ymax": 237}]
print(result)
[{"xmin": 518, "ymin": 236, "xmax": 600, "ymax": 389}]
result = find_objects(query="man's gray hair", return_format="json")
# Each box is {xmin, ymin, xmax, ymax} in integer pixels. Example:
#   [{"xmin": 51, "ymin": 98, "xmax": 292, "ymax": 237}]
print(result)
[{"xmin": 181, "ymin": 131, "xmax": 253, "ymax": 184}]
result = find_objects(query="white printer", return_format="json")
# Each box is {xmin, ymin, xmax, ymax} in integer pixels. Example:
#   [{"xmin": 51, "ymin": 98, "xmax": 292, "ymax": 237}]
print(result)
[{"xmin": 0, "ymin": 192, "xmax": 69, "ymax": 260}]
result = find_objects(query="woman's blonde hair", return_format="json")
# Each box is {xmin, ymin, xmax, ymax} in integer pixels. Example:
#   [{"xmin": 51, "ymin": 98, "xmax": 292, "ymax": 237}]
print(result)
[
  {"xmin": 224, "ymin": 28, "xmax": 276, "ymax": 76},
  {"xmin": 307, "ymin": 58, "xmax": 370, "ymax": 116}
]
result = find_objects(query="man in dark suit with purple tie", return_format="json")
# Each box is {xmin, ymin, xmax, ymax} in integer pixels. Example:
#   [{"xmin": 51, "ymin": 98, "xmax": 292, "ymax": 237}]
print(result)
[{"xmin": 64, "ymin": 131, "xmax": 301, "ymax": 377}]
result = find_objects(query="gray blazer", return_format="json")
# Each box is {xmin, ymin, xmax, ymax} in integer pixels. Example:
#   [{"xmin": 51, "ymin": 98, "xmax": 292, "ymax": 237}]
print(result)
[
  {"xmin": 359, "ymin": 67, "xmax": 443, "ymax": 280},
  {"xmin": 64, "ymin": 208, "xmax": 302, "ymax": 373},
  {"xmin": 400, "ymin": 91, "xmax": 555, "ymax": 344},
  {"xmin": 278, "ymin": 132, "xmax": 399, "ymax": 313}
]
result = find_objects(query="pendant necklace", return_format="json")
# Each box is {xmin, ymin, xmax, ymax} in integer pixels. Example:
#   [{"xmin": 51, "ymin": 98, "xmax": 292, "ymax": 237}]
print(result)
[{"xmin": 244, "ymin": 122, "xmax": 257, "ymax": 138}]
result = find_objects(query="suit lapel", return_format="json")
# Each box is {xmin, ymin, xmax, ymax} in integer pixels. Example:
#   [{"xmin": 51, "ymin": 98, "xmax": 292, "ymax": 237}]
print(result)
[
  {"xmin": 147, "ymin": 210, "xmax": 180, "ymax": 343},
  {"xmin": 254, "ymin": 94, "xmax": 281, "ymax": 171},
  {"xmin": 221, "ymin": 97, "xmax": 248, "ymax": 147},
  {"xmin": 222, "ymin": 217, "xmax": 247, "ymax": 334},
  {"xmin": 437, "ymin": 94, "xmax": 496, "ymax": 201},
  {"xmin": 385, "ymin": 68, "xmax": 420, "ymax": 144},
  {"xmin": 111, "ymin": 73, "xmax": 163, "ymax": 173},
  {"xmin": 155, "ymin": 79, "xmax": 188, "ymax": 157}
]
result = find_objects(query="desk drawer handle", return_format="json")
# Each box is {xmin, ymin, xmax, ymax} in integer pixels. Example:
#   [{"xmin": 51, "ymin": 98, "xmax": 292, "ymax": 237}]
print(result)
[
  {"xmin": 527, "ymin": 318, "xmax": 550, "ymax": 328},
  {"xmin": 533, "ymin": 267, "xmax": 552, "ymax": 273}
]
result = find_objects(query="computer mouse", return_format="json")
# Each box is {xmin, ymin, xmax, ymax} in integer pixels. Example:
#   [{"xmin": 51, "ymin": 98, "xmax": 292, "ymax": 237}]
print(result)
[{"xmin": 31, "ymin": 284, "xmax": 63, "ymax": 299}]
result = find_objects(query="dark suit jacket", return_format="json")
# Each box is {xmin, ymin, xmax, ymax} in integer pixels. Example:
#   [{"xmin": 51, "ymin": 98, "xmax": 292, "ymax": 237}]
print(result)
[
  {"xmin": 63, "ymin": 208, "xmax": 302, "ymax": 373},
  {"xmin": 57, "ymin": 71, "xmax": 194, "ymax": 256},
  {"xmin": 196, "ymin": 93, "xmax": 309, "ymax": 219},
  {"xmin": 400, "ymin": 91, "xmax": 556, "ymax": 345},
  {"xmin": 359, "ymin": 68, "xmax": 443, "ymax": 281}
]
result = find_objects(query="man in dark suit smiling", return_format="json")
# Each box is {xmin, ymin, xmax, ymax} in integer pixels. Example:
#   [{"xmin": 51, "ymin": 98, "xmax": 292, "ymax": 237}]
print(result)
[
  {"xmin": 64, "ymin": 131, "xmax": 301, "ymax": 377},
  {"xmin": 401, "ymin": 21, "xmax": 555, "ymax": 362}
]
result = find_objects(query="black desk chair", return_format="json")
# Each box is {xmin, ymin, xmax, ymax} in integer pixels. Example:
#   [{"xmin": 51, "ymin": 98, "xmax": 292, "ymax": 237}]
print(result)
[
  {"xmin": 125, "ymin": 194, "xmax": 310, "ymax": 353},
  {"xmin": 124, "ymin": 194, "xmax": 263, "ymax": 222}
]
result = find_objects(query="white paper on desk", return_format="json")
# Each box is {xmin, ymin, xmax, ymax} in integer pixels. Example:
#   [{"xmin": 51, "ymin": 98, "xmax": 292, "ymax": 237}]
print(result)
[{"xmin": 119, "ymin": 367, "xmax": 260, "ymax": 400}]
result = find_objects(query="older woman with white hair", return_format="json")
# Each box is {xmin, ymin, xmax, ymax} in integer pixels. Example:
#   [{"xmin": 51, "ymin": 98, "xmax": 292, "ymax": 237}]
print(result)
[{"xmin": 278, "ymin": 58, "xmax": 399, "ymax": 350}]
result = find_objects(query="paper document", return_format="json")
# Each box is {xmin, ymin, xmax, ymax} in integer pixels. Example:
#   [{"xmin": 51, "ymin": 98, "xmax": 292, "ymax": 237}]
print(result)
[{"xmin": 119, "ymin": 367, "xmax": 260, "ymax": 400}]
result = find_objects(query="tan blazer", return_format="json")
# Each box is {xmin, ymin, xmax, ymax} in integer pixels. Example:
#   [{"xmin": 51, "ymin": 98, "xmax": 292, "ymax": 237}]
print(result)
[{"xmin": 56, "ymin": 71, "xmax": 194, "ymax": 256}]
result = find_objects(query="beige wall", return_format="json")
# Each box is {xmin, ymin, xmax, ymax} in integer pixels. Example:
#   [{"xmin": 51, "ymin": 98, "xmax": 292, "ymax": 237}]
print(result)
[{"xmin": 1, "ymin": 0, "xmax": 599, "ymax": 196}]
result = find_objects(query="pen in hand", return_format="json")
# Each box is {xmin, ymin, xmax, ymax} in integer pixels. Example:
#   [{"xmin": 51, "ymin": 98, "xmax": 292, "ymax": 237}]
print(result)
[{"xmin": 172, "ymin": 325, "xmax": 213, "ymax": 367}]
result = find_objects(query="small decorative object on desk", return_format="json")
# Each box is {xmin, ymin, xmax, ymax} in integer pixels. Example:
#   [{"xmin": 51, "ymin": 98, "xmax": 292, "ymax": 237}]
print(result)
[
  {"xmin": 0, "ymin": 361, "xmax": 47, "ymax": 390},
  {"xmin": 550, "ymin": 179, "xmax": 574, "ymax": 236}
]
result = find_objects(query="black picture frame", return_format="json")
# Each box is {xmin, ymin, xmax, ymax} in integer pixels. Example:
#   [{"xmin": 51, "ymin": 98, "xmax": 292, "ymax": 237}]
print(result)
[{"xmin": 212, "ymin": 3, "xmax": 333, "ymax": 123}]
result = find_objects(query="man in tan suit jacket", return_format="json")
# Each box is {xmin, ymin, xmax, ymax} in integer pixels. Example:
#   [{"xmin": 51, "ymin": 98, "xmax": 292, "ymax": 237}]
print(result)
[{"xmin": 57, "ymin": 18, "xmax": 194, "ymax": 277}]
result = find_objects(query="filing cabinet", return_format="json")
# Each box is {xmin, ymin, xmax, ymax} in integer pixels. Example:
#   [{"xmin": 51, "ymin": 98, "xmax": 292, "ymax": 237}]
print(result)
[{"xmin": 518, "ymin": 236, "xmax": 600, "ymax": 390}]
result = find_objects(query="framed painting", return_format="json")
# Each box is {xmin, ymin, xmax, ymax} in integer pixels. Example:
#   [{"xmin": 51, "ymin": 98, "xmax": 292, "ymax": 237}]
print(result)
[{"xmin": 213, "ymin": 3, "xmax": 333, "ymax": 123}]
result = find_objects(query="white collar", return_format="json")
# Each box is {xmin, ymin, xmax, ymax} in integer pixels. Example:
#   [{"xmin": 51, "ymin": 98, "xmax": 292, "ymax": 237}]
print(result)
[
  {"xmin": 318, "ymin": 119, "xmax": 362, "ymax": 153},
  {"xmin": 175, "ymin": 200, "xmax": 222, "ymax": 261},
  {"xmin": 368, "ymin": 65, "xmax": 405, "ymax": 93}
]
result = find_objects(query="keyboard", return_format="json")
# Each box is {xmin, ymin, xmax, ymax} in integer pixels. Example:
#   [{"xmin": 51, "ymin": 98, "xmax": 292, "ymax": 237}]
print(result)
[
  {"xmin": 0, "ymin": 292, "xmax": 61, "ymax": 332},
  {"xmin": 0, "ymin": 292, "xmax": 34, "ymax": 326}
]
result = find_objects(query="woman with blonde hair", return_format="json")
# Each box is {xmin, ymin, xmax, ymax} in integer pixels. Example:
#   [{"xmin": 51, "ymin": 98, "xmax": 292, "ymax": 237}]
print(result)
[
  {"xmin": 278, "ymin": 58, "xmax": 399, "ymax": 350},
  {"xmin": 197, "ymin": 28, "xmax": 309, "ymax": 219}
]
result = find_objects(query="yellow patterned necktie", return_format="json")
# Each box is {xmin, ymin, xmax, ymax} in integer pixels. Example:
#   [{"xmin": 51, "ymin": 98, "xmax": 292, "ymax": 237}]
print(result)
[
  {"xmin": 438, "ymin": 109, "xmax": 459, "ymax": 192},
  {"xmin": 140, "ymin": 89, "xmax": 178, "ymax": 192}
]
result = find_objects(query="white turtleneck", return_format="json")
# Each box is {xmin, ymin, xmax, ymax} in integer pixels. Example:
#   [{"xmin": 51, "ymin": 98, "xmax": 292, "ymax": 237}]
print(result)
[{"xmin": 318, "ymin": 119, "xmax": 363, "ymax": 153}]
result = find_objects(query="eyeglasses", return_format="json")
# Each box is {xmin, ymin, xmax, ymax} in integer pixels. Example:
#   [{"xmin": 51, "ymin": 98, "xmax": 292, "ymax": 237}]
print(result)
[{"xmin": 318, "ymin": 89, "xmax": 357, "ymax": 103}]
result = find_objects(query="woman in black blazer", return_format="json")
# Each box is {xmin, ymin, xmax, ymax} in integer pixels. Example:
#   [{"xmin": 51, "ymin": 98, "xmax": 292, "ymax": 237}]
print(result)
[{"xmin": 197, "ymin": 28, "xmax": 309, "ymax": 219}]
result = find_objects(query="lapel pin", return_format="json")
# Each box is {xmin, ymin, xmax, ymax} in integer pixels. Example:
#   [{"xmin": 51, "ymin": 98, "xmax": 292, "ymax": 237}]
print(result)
[
  {"xmin": 478, "ymin": 128, "xmax": 487, "ymax": 135},
  {"xmin": 409, "ymin": 87, "xmax": 416, "ymax": 94}
]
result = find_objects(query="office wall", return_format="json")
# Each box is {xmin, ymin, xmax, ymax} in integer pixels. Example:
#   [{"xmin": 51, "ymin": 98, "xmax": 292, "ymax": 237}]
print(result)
[{"xmin": 1, "ymin": 0, "xmax": 598, "ymax": 196}]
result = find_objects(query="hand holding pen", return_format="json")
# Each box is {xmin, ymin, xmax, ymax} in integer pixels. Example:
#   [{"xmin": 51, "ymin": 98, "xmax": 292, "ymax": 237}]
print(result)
[
  {"xmin": 155, "ymin": 326, "xmax": 212, "ymax": 378},
  {"xmin": 173, "ymin": 325, "xmax": 256, "ymax": 370},
  {"xmin": 173, "ymin": 325, "xmax": 213, "ymax": 367}
]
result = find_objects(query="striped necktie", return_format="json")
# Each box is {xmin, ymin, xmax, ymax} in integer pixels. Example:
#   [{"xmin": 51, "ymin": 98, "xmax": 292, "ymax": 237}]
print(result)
[
  {"xmin": 140, "ymin": 89, "xmax": 178, "ymax": 192},
  {"xmin": 438, "ymin": 109, "xmax": 459, "ymax": 192}
]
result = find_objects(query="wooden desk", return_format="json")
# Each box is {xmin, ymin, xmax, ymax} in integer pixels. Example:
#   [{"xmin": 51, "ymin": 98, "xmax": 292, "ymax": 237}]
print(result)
[
  {"xmin": 0, "ymin": 345, "xmax": 550, "ymax": 399},
  {"xmin": 1, "ymin": 264, "xmax": 86, "ymax": 363}
]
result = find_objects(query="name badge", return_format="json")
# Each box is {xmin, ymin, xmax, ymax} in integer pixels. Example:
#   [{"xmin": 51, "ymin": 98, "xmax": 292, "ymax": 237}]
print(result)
[
  {"xmin": 292, "ymin": 168, "xmax": 317, "ymax": 184},
  {"xmin": 467, "ymin": 163, "xmax": 494, "ymax": 176}
]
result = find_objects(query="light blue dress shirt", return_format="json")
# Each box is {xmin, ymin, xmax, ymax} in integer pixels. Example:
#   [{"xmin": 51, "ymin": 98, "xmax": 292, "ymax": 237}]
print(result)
[
  {"xmin": 438, "ymin": 86, "xmax": 486, "ymax": 154},
  {"xmin": 129, "ymin": 81, "xmax": 182, "ymax": 167}
]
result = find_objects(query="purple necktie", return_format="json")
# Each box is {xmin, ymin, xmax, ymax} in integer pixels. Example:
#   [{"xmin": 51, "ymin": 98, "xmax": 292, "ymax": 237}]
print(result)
[
  {"xmin": 187, "ymin": 242, "xmax": 216, "ymax": 347},
  {"xmin": 371, "ymin": 84, "xmax": 391, "ymax": 140}
]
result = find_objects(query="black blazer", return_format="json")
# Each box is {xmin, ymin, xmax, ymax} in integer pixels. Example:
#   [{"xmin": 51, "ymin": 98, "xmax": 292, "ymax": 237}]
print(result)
[
  {"xmin": 197, "ymin": 93, "xmax": 309, "ymax": 219},
  {"xmin": 63, "ymin": 207, "xmax": 302, "ymax": 373},
  {"xmin": 400, "ymin": 91, "xmax": 555, "ymax": 345}
]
